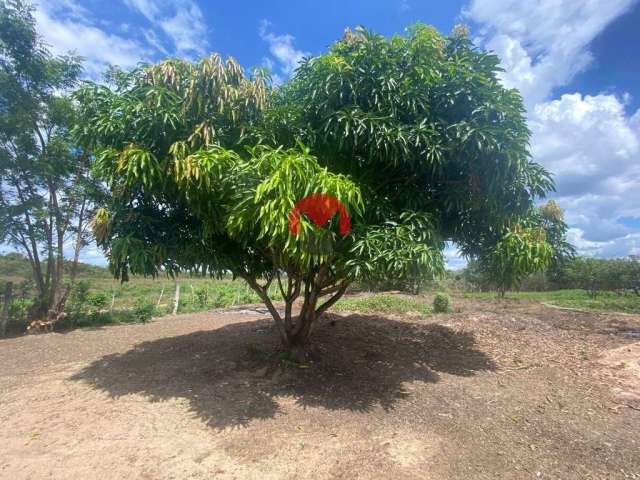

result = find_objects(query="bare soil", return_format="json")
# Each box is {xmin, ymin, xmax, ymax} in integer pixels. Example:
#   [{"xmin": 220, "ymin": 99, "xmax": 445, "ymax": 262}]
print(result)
[{"xmin": 1, "ymin": 296, "xmax": 639, "ymax": 479}]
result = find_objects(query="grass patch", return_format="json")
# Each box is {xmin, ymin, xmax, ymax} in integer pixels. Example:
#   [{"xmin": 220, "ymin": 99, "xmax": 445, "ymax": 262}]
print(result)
[
  {"xmin": 464, "ymin": 289, "xmax": 640, "ymax": 314},
  {"xmin": 335, "ymin": 294, "xmax": 432, "ymax": 315},
  {"xmin": 70, "ymin": 277, "xmax": 278, "ymax": 316},
  {"xmin": 2, "ymin": 277, "xmax": 282, "ymax": 334}
]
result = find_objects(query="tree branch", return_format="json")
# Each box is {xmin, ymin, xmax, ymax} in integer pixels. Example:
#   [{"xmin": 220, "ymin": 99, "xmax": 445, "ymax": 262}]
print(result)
[
  {"xmin": 315, "ymin": 281, "xmax": 348, "ymax": 318},
  {"xmin": 241, "ymin": 273, "xmax": 289, "ymax": 347}
]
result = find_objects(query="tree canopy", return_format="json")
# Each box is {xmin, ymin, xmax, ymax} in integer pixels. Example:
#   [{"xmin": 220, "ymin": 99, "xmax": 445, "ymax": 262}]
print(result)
[
  {"xmin": 78, "ymin": 24, "xmax": 556, "ymax": 354},
  {"xmin": 260, "ymin": 25, "xmax": 553, "ymax": 254},
  {"xmin": 0, "ymin": 0, "xmax": 99, "ymax": 320}
]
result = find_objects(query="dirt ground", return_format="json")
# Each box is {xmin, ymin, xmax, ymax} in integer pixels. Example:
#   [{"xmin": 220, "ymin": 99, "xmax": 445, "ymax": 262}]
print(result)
[{"xmin": 1, "ymin": 296, "xmax": 639, "ymax": 480}]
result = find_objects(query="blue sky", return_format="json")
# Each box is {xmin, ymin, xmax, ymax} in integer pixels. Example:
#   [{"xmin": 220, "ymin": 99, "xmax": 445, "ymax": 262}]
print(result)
[{"xmin": 33, "ymin": 0, "xmax": 640, "ymax": 268}]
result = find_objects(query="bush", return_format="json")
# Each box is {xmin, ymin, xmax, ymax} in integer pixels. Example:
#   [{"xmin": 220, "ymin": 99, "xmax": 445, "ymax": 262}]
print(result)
[
  {"xmin": 67, "ymin": 280, "xmax": 91, "ymax": 313},
  {"xmin": 87, "ymin": 292, "xmax": 109, "ymax": 310},
  {"xmin": 133, "ymin": 299, "xmax": 155, "ymax": 323},
  {"xmin": 433, "ymin": 293, "xmax": 451, "ymax": 313},
  {"xmin": 8, "ymin": 297, "xmax": 33, "ymax": 327},
  {"xmin": 194, "ymin": 285, "xmax": 209, "ymax": 307}
]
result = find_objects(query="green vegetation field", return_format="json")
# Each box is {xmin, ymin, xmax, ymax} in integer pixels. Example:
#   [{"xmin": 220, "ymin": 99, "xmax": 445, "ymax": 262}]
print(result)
[
  {"xmin": 334, "ymin": 294, "xmax": 432, "ymax": 315},
  {"xmin": 464, "ymin": 289, "xmax": 640, "ymax": 314},
  {"xmin": 3, "ymin": 252, "xmax": 639, "ymax": 336}
]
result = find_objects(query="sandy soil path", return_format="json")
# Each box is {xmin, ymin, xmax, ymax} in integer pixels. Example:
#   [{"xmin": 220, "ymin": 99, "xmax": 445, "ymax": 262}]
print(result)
[{"xmin": 1, "ymin": 300, "xmax": 639, "ymax": 479}]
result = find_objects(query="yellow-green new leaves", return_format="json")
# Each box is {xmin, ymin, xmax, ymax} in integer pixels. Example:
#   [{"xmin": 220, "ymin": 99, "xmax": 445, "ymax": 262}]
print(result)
[
  {"xmin": 145, "ymin": 55, "xmax": 267, "ymax": 121},
  {"xmin": 487, "ymin": 225, "xmax": 553, "ymax": 292},
  {"xmin": 117, "ymin": 145, "xmax": 161, "ymax": 187},
  {"xmin": 94, "ymin": 145, "xmax": 162, "ymax": 189},
  {"xmin": 173, "ymin": 145, "xmax": 240, "ymax": 191},
  {"xmin": 225, "ymin": 146, "xmax": 363, "ymax": 268},
  {"xmin": 171, "ymin": 143, "xmax": 364, "ymax": 270},
  {"xmin": 91, "ymin": 208, "xmax": 112, "ymax": 245}
]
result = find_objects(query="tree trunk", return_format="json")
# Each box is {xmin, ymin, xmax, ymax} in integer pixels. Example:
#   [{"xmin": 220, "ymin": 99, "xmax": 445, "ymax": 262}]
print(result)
[
  {"xmin": 283, "ymin": 281, "xmax": 348, "ymax": 361},
  {"xmin": 243, "ymin": 269, "xmax": 348, "ymax": 361},
  {"xmin": 110, "ymin": 287, "xmax": 116, "ymax": 311},
  {"xmin": 1, "ymin": 282, "xmax": 13, "ymax": 337},
  {"xmin": 47, "ymin": 196, "xmax": 87, "ymax": 325}
]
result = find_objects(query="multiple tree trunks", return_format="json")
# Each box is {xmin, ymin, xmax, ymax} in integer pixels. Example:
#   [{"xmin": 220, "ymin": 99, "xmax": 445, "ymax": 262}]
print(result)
[{"xmin": 242, "ymin": 266, "xmax": 348, "ymax": 360}]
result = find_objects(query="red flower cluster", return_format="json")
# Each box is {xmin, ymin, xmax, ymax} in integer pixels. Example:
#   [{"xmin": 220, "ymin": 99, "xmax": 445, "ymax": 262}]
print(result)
[{"xmin": 288, "ymin": 193, "xmax": 351, "ymax": 236}]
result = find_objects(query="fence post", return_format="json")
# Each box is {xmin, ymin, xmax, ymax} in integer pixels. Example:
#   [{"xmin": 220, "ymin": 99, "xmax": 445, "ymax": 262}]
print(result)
[
  {"xmin": 156, "ymin": 285, "xmax": 165, "ymax": 309},
  {"xmin": 172, "ymin": 283, "xmax": 180, "ymax": 315}
]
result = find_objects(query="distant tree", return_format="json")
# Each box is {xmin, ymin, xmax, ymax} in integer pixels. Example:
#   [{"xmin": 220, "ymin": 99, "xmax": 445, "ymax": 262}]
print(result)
[
  {"xmin": 0, "ymin": 0, "xmax": 100, "ymax": 321},
  {"xmin": 565, "ymin": 256, "xmax": 639, "ymax": 297},
  {"xmin": 566, "ymin": 257, "xmax": 607, "ymax": 297},
  {"xmin": 78, "ymin": 25, "xmax": 554, "ymax": 356},
  {"xmin": 625, "ymin": 256, "xmax": 640, "ymax": 295},
  {"xmin": 478, "ymin": 224, "xmax": 552, "ymax": 296},
  {"xmin": 462, "ymin": 258, "xmax": 492, "ymax": 292},
  {"xmin": 538, "ymin": 200, "xmax": 575, "ymax": 287},
  {"xmin": 465, "ymin": 200, "xmax": 571, "ymax": 295}
]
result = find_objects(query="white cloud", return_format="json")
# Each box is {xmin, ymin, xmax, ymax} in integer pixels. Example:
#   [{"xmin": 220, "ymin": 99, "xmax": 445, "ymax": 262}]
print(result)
[
  {"xmin": 568, "ymin": 228, "xmax": 640, "ymax": 257},
  {"xmin": 36, "ymin": 0, "xmax": 210, "ymax": 81},
  {"xmin": 123, "ymin": 0, "xmax": 208, "ymax": 57},
  {"xmin": 462, "ymin": 0, "xmax": 640, "ymax": 260},
  {"xmin": 259, "ymin": 20, "xmax": 309, "ymax": 77},
  {"xmin": 444, "ymin": 243, "xmax": 467, "ymax": 270},
  {"xmin": 123, "ymin": 0, "xmax": 162, "ymax": 21},
  {"xmin": 531, "ymin": 94, "xmax": 640, "ymax": 206},
  {"xmin": 35, "ymin": 0, "xmax": 151, "ymax": 79},
  {"xmin": 465, "ymin": 0, "xmax": 635, "ymax": 108},
  {"xmin": 143, "ymin": 29, "xmax": 169, "ymax": 56}
]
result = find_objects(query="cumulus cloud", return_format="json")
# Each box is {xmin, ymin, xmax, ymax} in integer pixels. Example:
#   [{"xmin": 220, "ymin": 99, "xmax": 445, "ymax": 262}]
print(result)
[
  {"xmin": 35, "ymin": 0, "xmax": 152, "ymax": 79},
  {"xmin": 444, "ymin": 243, "xmax": 467, "ymax": 270},
  {"xmin": 36, "ymin": 0, "xmax": 209, "ymax": 81},
  {"xmin": 464, "ymin": 0, "xmax": 635, "ymax": 108},
  {"xmin": 568, "ymin": 228, "xmax": 640, "ymax": 257},
  {"xmin": 463, "ymin": 0, "xmax": 640, "ymax": 259},
  {"xmin": 531, "ymin": 93, "xmax": 639, "ymax": 203},
  {"xmin": 123, "ymin": 0, "xmax": 208, "ymax": 57},
  {"xmin": 259, "ymin": 20, "xmax": 309, "ymax": 78}
]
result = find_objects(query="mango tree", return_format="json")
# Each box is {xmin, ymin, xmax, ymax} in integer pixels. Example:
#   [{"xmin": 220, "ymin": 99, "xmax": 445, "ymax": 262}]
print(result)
[
  {"xmin": 77, "ymin": 25, "xmax": 554, "ymax": 357},
  {"xmin": 480, "ymin": 225, "xmax": 553, "ymax": 297}
]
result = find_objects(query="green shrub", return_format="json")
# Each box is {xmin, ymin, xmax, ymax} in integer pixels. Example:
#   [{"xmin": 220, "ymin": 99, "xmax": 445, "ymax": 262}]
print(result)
[
  {"xmin": 194, "ymin": 285, "xmax": 209, "ymax": 307},
  {"xmin": 67, "ymin": 280, "xmax": 91, "ymax": 316},
  {"xmin": 87, "ymin": 292, "xmax": 109, "ymax": 310},
  {"xmin": 433, "ymin": 293, "xmax": 451, "ymax": 313},
  {"xmin": 133, "ymin": 299, "xmax": 155, "ymax": 323},
  {"xmin": 69, "ymin": 311, "xmax": 112, "ymax": 328},
  {"xmin": 8, "ymin": 297, "xmax": 32, "ymax": 326}
]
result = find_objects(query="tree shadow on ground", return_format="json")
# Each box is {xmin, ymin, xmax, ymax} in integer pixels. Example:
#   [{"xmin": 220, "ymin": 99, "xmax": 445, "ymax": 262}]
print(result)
[{"xmin": 71, "ymin": 314, "xmax": 495, "ymax": 429}]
